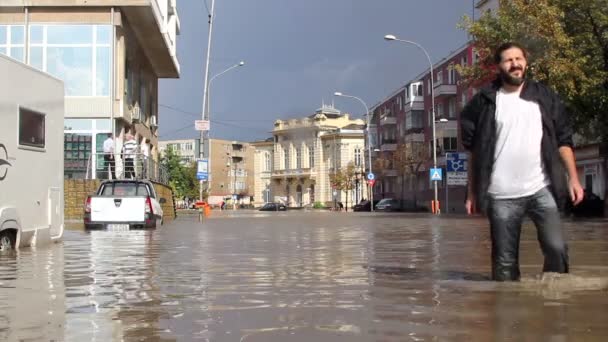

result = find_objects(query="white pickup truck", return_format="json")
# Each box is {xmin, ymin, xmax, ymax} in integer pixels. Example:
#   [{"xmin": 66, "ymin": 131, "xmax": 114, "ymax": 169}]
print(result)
[{"xmin": 84, "ymin": 180, "xmax": 166, "ymax": 230}]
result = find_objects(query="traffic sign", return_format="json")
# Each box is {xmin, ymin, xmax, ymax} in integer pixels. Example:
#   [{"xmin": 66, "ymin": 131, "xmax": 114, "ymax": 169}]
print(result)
[
  {"xmin": 367, "ymin": 172, "xmax": 375, "ymax": 181},
  {"xmin": 195, "ymin": 120, "xmax": 210, "ymax": 131},
  {"xmin": 430, "ymin": 168, "xmax": 443, "ymax": 181},
  {"xmin": 368, "ymin": 179, "xmax": 376, "ymax": 187},
  {"xmin": 446, "ymin": 153, "xmax": 468, "ymax": 185},
  {"xmin": 196, "ymin": 159, "xmax": 209, "ymax": 180}
]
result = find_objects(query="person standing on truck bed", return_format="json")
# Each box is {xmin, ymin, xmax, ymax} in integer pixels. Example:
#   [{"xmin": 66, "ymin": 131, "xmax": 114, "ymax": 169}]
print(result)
[
  {"xmin": 103, "ymin": 134, "xmax": 116, "ymax": 180},
  {"xmin": 122, "ymin": 133, "xmax": 138, "ymax": 179}
]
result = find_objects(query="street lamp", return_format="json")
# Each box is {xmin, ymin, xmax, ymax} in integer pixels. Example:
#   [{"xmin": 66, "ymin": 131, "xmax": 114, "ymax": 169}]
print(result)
[
  {"xmin": 198, "ymin": 60, "xmax": 245, "ymax": 202},
  {"xmin": 334, "ymin": 91, "xmax": 374, "ymax": 212},
  {"xmin": 384, "ymin": 34, "xmax": 440, "ymax": 214}
]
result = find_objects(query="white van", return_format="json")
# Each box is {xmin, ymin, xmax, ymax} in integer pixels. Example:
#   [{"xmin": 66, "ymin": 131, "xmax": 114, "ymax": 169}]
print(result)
[{"xmin": 0, "ymin": 55, "xmax": 65, "ymax": 251}]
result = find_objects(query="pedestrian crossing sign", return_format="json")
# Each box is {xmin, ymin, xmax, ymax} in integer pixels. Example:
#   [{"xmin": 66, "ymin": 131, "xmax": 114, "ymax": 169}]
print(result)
[{"xmin": 430, "ymin": 168, "xmax": 442, "ymax": 181}]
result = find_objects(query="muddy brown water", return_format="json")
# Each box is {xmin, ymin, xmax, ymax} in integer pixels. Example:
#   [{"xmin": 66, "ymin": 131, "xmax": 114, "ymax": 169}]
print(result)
[{"xmin": 1, "ymin": 212, "xmax": 607, "ymax": 341}]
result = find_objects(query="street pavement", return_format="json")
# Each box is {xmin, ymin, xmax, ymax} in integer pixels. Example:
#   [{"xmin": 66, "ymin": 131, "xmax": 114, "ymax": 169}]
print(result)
[{"xmin": 1, "ymin": 211, "xmax": 607, "ymax": 341}]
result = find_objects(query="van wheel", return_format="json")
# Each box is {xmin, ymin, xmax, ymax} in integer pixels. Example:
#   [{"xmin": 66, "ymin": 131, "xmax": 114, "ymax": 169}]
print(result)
[{"xmin": 0, "ymin": 230, "xmax": 16, "ymax": 252}]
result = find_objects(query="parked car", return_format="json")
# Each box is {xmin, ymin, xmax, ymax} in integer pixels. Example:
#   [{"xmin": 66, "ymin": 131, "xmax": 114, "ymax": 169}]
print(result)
[
  {"xmin": 569, "ymin": 190, "xmax": 605, "ymax": 217},
  {"xmin": 259, "ymin": 203, "xmax": 287, "ymax": 211},
  {"xmin": 375, "ymin": 198, "xmax": 401, "ymax": 212},
  {"xmin": 353, "ymin": 200, "xmax": 380, "ymax": 212},
  {"xmin": 84, "ymin": 180, "xmax": 165, "ymax": 230}
]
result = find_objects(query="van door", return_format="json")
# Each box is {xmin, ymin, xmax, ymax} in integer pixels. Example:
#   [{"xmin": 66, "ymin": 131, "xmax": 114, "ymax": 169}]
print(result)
[{"xmin": 48, "ymin": 187, "xmax": 62, "ymax": 238}]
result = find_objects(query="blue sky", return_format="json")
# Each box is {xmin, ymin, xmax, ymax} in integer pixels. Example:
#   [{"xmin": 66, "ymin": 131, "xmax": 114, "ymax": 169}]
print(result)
[{"xmin": 158, "ymin": 0, "xmax": 478, "ymax": 142}]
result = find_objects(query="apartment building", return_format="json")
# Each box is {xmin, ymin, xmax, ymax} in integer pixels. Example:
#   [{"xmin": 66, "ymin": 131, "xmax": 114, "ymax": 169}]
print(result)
[
  {"xmin": 207, "ymin": 139, "xmax": 255, "ymax": 206},
  {"xmin": 371, "ymin": 43, "xmax": 474, "ymax": 212},
  {"xmin": 158, "ymin": 138, "xmax": 199, "ymax": 165},
  {"xmin": 0, "ymin": 1, "xmax": 180, "ymax": 179},
  {"xmin": 269, "ymin": 105, "xmax": 368, "ymax": 207}
]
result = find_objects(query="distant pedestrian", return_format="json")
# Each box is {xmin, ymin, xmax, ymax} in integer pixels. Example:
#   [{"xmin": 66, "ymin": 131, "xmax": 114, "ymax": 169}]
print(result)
[
  {"xmin": 460, "ymin": 42, "xmax": 584, "ymax": 281},
  {"xmin": 338, "ymin": 201, "xmax": 344, "ymax": 212},
  {"xmin": 102, "ymin": 134, "xmax": 116, "ymax": 180},
  {"xmin": 122, "ymin": 133, "xmax": 138, "ymax": 179}
]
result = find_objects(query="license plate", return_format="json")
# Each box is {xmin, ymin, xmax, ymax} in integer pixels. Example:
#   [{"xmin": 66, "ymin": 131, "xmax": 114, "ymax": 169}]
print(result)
[{"xmin": 107, "ymin": 224, "xmax": 130, "ymax": 231}]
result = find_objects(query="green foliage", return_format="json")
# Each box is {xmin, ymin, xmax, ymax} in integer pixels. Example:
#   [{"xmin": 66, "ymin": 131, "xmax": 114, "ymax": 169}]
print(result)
[
  {"xmin": 313, "ymin": 201, "xmax": 325, "ymax": 209},
  {"xmin": 458, "ymin": 0, "xmax": 608, "ymax": 142},
  {"xmin": 162, "ymin": 147, "xmax": 199, "ymax": 199}
]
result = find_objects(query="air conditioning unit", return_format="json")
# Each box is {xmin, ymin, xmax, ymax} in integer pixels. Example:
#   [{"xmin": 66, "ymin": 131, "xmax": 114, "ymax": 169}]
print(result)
[
  {"xmin": 150, "ymin": 116, "xmax": 158, "ymax": 128},
  {"xmin": 131, "ymin": 105, "xmax": 141, "ymax": 122}
]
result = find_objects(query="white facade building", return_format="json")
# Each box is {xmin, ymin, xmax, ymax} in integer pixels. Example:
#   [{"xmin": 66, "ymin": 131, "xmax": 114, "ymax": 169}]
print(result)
[{"xmin": 268, "ymin": 105, "xmax": 368, "ymax": 208}]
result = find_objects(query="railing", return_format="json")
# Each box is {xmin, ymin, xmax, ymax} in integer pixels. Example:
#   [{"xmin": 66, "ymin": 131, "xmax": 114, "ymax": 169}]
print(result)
[{"xmin": 85, "ymin": 152, "xmax": 169, "ymax": 185}]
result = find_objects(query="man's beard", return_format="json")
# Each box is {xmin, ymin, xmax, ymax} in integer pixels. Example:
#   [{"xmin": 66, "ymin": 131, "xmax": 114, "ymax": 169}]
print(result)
[{"xmin": 499, "ymin": 66, "xmax": 526, "ymax": 86}]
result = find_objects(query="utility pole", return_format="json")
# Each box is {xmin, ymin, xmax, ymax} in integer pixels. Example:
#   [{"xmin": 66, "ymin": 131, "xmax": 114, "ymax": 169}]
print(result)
[{"xmin": 199, "ymin": 0, "xmax": 215, "ymax": 201}]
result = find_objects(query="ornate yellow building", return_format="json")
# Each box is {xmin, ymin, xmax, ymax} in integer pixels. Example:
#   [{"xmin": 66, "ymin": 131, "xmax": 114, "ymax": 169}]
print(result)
[{"xmin": 255, "ymin": 105, "xmax": 368, "ymax": 208}]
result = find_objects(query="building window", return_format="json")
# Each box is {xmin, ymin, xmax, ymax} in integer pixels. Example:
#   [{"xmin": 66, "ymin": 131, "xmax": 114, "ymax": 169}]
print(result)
[
  {"xmin": 442, "ymin": 137, "xmax": 458, "ymax": 152},
  {"xmin": 448, "ymin": 98, "xmax": 456, "ymax": 118},
  {"xmin": 308, "ymin": 145, "xmax": 314, "ymax": 168},
  {"xmin": 28, "ymin": 24, "xmax": 111, "ymax": 96},
  {"xmin": 436, "ymin": 70, "xmax": 443, "ymax": 85},
  {"xmin": 19, "ymin": 107, "xmax": 45, "ymax": 149},
  {"xmin": 284, "ymin": 147, "xmax": 290, "ymax": 170},
  {"xmin": 417, "ymin": 84, "xmax": 423, "ymax": 96},
  {"xmin": 354, "ymin": 148, "xmax": 362, "ymax": 167},
  {"xmin": 448, "ymin": 65, "xmax": 455, "ymax": 84},
  {"xmin": 264, "ymin": 152, "xmax": 271, "ymax": 172},
  {"xmin": 437, "ymin": 103, "xmax": 444, "ymax": 118},
  {"xmin": 0, "ymin": 25, "xmax": 25, "ymax": 62},
  {"xmin": 296, "ymin": 147, "xmax": 302, "ymax": 169},
  {"xmin": 427, "ymin": 80, "xmax": 431, "ymax": 95}
]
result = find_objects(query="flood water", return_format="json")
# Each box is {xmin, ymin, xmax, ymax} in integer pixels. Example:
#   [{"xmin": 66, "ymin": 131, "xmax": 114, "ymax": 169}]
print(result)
[{"xmin": 1, "ymin": 211, "xmax": 607, "ymax": 341}]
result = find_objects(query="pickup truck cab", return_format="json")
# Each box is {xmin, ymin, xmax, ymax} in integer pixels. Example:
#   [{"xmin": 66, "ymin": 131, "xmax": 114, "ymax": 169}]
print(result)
[{"xmin": 84, "ymin": 180, "xmax": 165, "ymax": 230}]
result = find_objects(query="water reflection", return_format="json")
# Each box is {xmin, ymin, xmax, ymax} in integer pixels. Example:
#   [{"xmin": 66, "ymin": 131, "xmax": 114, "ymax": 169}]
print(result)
[{"xmin": 0, "ymin": 213, "xmax": 607, "ymax": 341}]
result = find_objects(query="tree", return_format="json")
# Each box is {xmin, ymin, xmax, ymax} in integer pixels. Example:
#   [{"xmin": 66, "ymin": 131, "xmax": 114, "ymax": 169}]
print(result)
[
  {"xmin": 161, "ymin": 147, "xmax": 199, "ymax": 200},
  {"xmin": 458, "ymin": 0, "xmax": 607, "ymax": 139},
  {"xmin": 329, "ymin": 162, "xmax": 357, "ymax": 211},
  {"xmin": 394, "ymin": 142, "xmax": 428, "ymax": 209},
  {"xmin": 458, "ymin": 0, "xmax": 608, "ymax": 213}
]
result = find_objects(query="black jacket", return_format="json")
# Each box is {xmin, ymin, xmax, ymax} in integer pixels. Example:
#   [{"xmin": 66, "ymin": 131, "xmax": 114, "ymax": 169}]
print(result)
[{"xmin": 460, "ymin": 79, "xmax": 573, "ymax": 212}]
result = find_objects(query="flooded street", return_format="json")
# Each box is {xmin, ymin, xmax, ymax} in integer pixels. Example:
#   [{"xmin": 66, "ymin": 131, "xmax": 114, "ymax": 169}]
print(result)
[{"xmin": 1, "ymin": 211, "xmax": 607, "ymax": 341}]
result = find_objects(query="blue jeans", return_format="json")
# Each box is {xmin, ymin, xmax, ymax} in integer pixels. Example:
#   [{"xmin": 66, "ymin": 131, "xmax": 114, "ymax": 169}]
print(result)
[{"xmin": 488, "ymin": 187, "xmax": 569, "ymax": 281}]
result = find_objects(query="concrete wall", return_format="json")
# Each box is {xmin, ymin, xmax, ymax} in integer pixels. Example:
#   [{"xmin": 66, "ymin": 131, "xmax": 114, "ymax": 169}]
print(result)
[{"xmin": 64, "ymin": 179, "xmax": 176, "ymax": 222}]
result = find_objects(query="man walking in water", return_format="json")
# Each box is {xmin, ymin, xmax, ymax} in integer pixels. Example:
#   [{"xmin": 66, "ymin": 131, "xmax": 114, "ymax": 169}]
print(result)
[{"xmin": 460, "ymin": 42, "xmax": 584, "ymax": 281}]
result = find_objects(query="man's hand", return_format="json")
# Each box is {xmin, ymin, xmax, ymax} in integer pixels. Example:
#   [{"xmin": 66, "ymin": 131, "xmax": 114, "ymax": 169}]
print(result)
[
  {"xmin": 465, "ymin": 191, "xmax": 475, "ymax": 215},
  {"xmin": 569, "ymin": 179, "xmax": 584, "ymax": 206}
]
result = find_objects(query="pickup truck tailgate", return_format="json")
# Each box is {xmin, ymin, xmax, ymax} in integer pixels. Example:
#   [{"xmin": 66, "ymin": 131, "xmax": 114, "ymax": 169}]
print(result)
[{"xmin": 90, "ymin": 197, "xmax": 146, "ymax": 222}]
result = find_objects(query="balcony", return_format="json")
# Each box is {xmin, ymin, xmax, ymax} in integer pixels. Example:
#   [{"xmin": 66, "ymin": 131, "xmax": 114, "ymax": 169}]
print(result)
[
  {"xmin": 271, "ymin": 168, "xmax": 314, "ymax": 178},
  {"xmin": 433, "ymin": 84, "xmax": 457, "ymax": 98},
  {"xmin": 381, "ymin": 139, "xmax": 397, "ymax": 152},
  {"xmin": 122, "ymin": 0, "xmax": 180, "ymax": 78},
  {"xmin": 383, "ymin": 169, "xmax": 398, "ymax": 177},
  {"xmin": 404, "ymin": 99, "xmax": 425, "ymax": 113},
  {"xmin": 380, "ymin": 116, "xmax": 397, "ymax": 126}
]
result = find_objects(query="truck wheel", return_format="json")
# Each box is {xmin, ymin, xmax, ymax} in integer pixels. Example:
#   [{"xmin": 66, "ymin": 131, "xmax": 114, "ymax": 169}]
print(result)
[{"xmin": 0, "ymin": 230, "xmax": 16, "ymax": 252}]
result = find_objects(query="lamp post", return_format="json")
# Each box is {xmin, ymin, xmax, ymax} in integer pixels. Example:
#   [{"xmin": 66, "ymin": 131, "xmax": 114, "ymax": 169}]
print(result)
[
  {"xmin": 198, "ymin": 60, "xmax": 245, "ymax": 202},
  {"xmin": 436, "ymin": 117, "xmax": 449, "ymax": 213},
  {"xmin": 384, "ymin": 34, "xmax": 440, "ymax": 214},
  {"xmin": 333, "ymin": 91, "xmax": 374, "ymax": 211}
]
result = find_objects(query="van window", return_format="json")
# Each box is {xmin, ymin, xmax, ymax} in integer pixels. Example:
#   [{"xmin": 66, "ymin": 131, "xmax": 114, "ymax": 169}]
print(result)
[
  {"xmin": 100, "ymin": 182, "xmax": 150, "ymax": 196},
  {"xmin": 19, "ymin": 107, "xmax": 45, "ymax": 148}
]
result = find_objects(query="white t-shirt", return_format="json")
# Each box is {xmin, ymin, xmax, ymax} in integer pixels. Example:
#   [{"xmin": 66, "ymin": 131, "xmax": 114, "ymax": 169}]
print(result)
[
  {"xmin": 103, "ymin": 138, "xmax": 114, "ymax": 154},
  {"xmin": 488, "ymin": 87, "xmax": 549, "ymax": 199},
  {"xmin": 141, "ymin": 143, "xmax": 150, "ymax": 158}
]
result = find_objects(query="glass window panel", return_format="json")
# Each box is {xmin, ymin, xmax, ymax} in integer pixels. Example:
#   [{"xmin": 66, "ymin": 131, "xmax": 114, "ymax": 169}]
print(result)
[
  {"xmin": 95, "ymin": 47, "xmax": 110, "ymax": 96},
  {"xmin": 10, "ymin": 26, "xmax": 24, "ymax": 44},
  {"xmin": 19, "ymin": 108, "xmax": 45, "ymax": 148},
  {"xmin": 0, "ymin": 26, "xmax": 6, "ymax": 44},
  {"xmin": 30, "ymin": 25, "xmax": 43, "ymax": 44},
  {"xmin": 47, "ymin": 25, "xmax": 93, "ymax": 45},
  {"xmin": 95, "ymin": 25, "xmax": 111, "ymax": 45},
  {"xmin": 29, "ymin": 46, "xmax": 43, "ymax": 70},
  {"xmin": 0, "ymin": 47, "xmax": 6, "ymax": 55},
  {"xmin": 47, "ymin": 46, "xmax": 93, "ymax": 96},
  {"xmin": 10, "ymin": 47, "xmax": 24, "ymax": 62},
  {"xmin": 95, "ymin": 119, "xmax": 111, "ymax": 131},
  {"xmin": 64, "ymin": 119, "xmax": 93, "ymax": 131}
]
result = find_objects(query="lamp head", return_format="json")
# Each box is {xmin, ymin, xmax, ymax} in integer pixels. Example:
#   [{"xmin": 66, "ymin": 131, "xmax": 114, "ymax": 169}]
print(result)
[
  {"xmin": 333, "ymin": 92, "xmax": 343, "ymax": 97},
  {"xmin": 238, "ymin": 61, "xmax": 245, "ymax": 66},
  {"xmin": 384, "ymin": 34, "xmax": 397, "ymax": 41}
]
